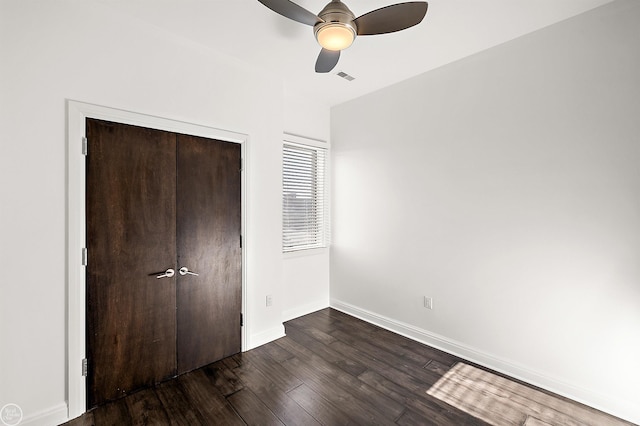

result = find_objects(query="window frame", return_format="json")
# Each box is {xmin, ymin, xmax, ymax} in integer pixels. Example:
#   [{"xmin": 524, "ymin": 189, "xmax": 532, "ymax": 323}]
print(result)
[{"xmin": 282, "ymin": 134, "xmax": 330, "ymax": 254}]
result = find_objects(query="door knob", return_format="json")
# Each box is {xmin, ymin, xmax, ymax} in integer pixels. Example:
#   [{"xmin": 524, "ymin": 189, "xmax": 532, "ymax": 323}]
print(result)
[
  {"xmin": 156, "ymin": 268, "xmax": 175, "ymax": 279},
  {"xmin": 179, "ymin": 267, "xmax": 199, "ymax": 276}
]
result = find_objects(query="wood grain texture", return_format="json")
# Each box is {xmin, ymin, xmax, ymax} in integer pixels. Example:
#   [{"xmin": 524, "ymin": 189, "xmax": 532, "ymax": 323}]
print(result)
[
  {"xmin": 227, "ymin": 389, "xmax": 285, "ymax": 426},
  {"xmin": 153, "ymin": 378, "xmax": 202, "ymax": 426},
  {"xmin": 176, "ymin": 134, "xmax": 242, "ymax": 374},
  {"xmin": 86, "ymin": 119, "xmax": 177, "ymax": 407},
  {"xmin": 233, "ymin": 361, "xmax": 322, "ymax": 426},
  {"xmin": 65, "ymin": 308, "xmax": 635, "ymax": 426},
  {"xmin": 86, "ymin": 121, "xmax": 242, "ymax": 409},
  {"xmin": 124, "ymin": 387, "xmax": 170, "ymax": 425}
]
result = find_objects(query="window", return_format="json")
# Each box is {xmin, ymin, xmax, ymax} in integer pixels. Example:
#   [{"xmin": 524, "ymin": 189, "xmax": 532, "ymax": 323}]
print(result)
[{"xmin": 283, "ymin": 139, "xmax": 328, "ymax": 252}]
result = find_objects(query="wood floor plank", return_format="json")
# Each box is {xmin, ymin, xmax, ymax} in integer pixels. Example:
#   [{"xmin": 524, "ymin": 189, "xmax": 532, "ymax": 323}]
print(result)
[
  {"xmin": 287, "ymin": 383, "xmax": 360, "ymax": 426},
  {"xmin": 234, "ymin": 363, "xmax": 322, "ymax": 426},
  {"xmin": 261, "ymin": 338, "xmax": 296, "ymax": 363},
  {"xmin": 396, "ymin": 408, "xmax": 443, "ymax": 426},
  {"xmin": 291, "ymin": 309, "xmax": 339, "ymax": 334},
  {"xmin": 424, "ymin": 359, "xmax": 453, "ymax": 375},
  {"xmin": 280, "ymin": 355, "xmax": 398, "ymax": 425},
  {"xmin": 285, "ymin": 323, "xmax": 368, "ymax": 376},
  {"xmin": 322, "ymin": 308, "xmax": 381, "ymax": 336},
  {"xmin": 329, "ymin": 328, "xmax": 427, "ymax": 373},
  {"xmin": 294, "ymin": 320, "xmax": 440, "ymax": 406},
  {"xmin": 329, "ymin": 332, "xmax": 442, "ymax": 389},
  {"xmin": 227, "ymin": 388, "xmax": 285, "ymax": 426},
  {"xmin": 366, "ymin": 328, "xmax": 439, "ymax": 366},
  {"xmin": 231, "ymin": 350, "xmax": 321, "ymax": 426},
  {"xmin": 222, "ymin": 353, "xmax": 243, "ymax": 370},
  {"xmin": 318, "ymin": 315, "xmax": 433, "ymax": 368},
  {"xmin": 396, "ymin": 407, "xmax": 489, "ymax": 426},
  {"xmin": 276, "ymin": 333, "xmax": 406, "ymax": 420},
  {"xmin": 203, "ymin": 359, "xmax": 243, "ymax": 397},
  {"xmin": 240, "ymin": 344, "xmax": 304, "ymax": 392},
  {"xmin": 358, "ymin": 369, "xmax": 490, "ymax": 426},
  {"xmin": 91, "ymin": 396, "xmax": 130, "ymax": 425},
  {"xmin": 371, "ymin": 327, "xmax": 461, "ymax": 367},
  {"xmin": 154, "ymin": 376, "xmax": 204, "ymax": 426},
  {"xmin": 286, "ymin": 315, "xmax": 340, "ymax": 345},
  {"xmin": 323, "ymin": 308, "xmax": 463, "ymax": 368},
  {"xmin": 523, "ymin": 416, "xmax": 554, "ymax": 426},
  {"xmin": 177, "ymin": 369, "xmax": 244, "ymax": 425},
  {"xmin": 124, "ymin": 387, "xmax": 171, "ymax": 425}
]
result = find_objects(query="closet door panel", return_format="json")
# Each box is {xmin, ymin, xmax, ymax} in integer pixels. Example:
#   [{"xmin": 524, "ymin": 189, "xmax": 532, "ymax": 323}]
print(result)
[
  {"xmin": 86, "ymin": 119, "xmax": 177, "ymax": 407},
  {"xmin": 176, "ymin": 134, "xmax": 242, "ymax": 374}
]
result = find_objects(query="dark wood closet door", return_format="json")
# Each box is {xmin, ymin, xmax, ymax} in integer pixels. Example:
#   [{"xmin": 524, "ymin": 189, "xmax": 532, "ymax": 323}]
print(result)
[
  {"xmin": 86, "ymin": 119, "xmax": 178, "ymax": 408},
  {"xmin": 176, "ymin": 134, "xmax": 242, "ymax": 374}
]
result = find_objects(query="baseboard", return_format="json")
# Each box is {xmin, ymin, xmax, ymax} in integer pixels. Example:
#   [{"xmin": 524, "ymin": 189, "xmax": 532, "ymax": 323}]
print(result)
[
  {"xmin": 19, "ymin": 402, "xmax": 68, "ymax": 426},
  {"xmin": 247, "ymin": 323, "xmax": 286, "ymax": 350},
  {"xmin": 330, "ymin": 299, "xmax": 640, "ymax": 425},
  {"xmin": 282, "ymin": 300, "xmax": 330, "ymax": 322}
]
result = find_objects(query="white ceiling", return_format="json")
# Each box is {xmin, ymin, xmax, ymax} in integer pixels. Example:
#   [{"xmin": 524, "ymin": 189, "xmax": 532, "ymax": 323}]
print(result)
[{"xmin": 100, "ymin": 0, "xmax": 613, "ymax": 106}]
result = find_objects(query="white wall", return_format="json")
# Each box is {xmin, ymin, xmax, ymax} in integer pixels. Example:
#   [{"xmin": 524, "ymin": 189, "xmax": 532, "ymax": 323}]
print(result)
[
  {"xmin": 0, "ymin": 1, "xmax": 328, "ymax": 424},
  {"xmin": 331, "ymin": 0, "xmax": 640, "ymax": 423},
  {"xmin": 281, "ymin": 90, "xmax": 331, "ymax": 321}
]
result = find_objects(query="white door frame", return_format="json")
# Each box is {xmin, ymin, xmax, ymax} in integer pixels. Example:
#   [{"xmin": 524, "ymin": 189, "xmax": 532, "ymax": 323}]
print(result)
[{"xmin": 66, "ymin": 100, "xmax": 248, "ymax": 419}]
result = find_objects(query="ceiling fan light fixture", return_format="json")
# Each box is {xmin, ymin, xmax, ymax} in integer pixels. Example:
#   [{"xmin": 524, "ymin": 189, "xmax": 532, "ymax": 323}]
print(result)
[
  {"xmin": 315, "ymin": 23, "xmax": 355, "ymax": 51},
  {"xmin": 257, "ymin": 0, "xmax": 429, "ymax": 73}
]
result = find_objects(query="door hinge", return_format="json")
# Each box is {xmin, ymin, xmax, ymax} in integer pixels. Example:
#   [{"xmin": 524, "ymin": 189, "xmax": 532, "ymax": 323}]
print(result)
[
  {"xmin": 81, "ymin": 247, "xmax": 88, "ymax": 266},
  {"xmin": 239, "ymin": 157, "xmax": 243, "ymax": 172},
  {"xmin": 240, "ymin": 235, "xmax": 242, "ymax": 249},
  {"xmin": 240, "ymin": 313, "xmax": 243, "ymax": 327},
  {"xmin": 82, "ymin": 137, "xmax": 88, "ymax": 155},
  {"xmin": 82, "ymin": 358, "xmax": 88, "ymax": 376}
]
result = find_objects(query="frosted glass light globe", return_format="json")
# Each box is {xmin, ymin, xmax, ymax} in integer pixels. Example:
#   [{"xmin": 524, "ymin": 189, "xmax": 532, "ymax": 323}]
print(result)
[{"xmin": 316, "ymin": 23, "xmax": 355, "ymax": 51}]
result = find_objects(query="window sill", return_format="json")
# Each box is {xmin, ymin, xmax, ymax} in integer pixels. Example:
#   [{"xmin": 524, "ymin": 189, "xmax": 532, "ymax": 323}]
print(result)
[{"xmin": 283, "ymin": 247, "xmax": 329, "ymax": 259}]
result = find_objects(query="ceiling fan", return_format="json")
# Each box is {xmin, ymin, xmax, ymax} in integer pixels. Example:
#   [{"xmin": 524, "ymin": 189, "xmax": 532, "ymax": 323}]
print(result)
[{"xmin": 258, "ymin": 0, "xmax": 429, "ymax": 73}]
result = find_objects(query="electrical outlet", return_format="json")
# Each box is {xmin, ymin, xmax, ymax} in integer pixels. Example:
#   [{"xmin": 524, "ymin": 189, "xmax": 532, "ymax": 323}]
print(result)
[
  {"xmin": 266, "ymin": 295, "xmax": 273, "ymax": 307},
  {"xmin": 423, "ymin": 296, "xmax": 433, "ymax": 310}
]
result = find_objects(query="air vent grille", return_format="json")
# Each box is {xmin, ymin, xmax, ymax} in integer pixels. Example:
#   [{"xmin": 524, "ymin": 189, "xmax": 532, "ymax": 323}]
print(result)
[{"xmin": 336, "ymin": 71, "xmax": 355, "ymax": 81}]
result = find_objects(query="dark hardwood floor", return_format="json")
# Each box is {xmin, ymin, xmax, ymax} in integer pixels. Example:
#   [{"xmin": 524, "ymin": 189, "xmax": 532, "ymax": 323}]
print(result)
[{"xmin": 63, "ymin": 308, "xmax": 633, "ymax": 426}]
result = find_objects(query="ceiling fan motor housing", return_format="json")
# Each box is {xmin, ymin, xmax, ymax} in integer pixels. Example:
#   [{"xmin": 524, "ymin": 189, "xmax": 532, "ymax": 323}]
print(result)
[{"xmin": 314, "ymin": 0, "xmax": 357, "ymax": 50}]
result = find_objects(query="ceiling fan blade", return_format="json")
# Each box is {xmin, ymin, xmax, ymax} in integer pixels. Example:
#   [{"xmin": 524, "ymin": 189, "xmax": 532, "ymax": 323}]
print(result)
[
  {"xmin": 315, "ymin": 48, "xmax": 340, "ymax": 73},
  {"xmin": 257, "ymin": 0, "xmax": 322, "ymax": 26},
  {"xmin": 354, "ymin": 2, "xmax": 428, "ymax": 36}
]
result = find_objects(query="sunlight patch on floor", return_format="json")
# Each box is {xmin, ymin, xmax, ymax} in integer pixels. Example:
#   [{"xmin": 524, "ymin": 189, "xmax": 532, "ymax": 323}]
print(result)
[{"xmin": 426, "ymin": 363, "xmax": 627, "ymax": 426}]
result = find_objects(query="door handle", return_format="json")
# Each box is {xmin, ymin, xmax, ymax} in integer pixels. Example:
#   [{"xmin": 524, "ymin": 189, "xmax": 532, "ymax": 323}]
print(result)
[
  {"xmin": 179, "ymin": 267, "xmax": 199, "ymax": 276},
  {"xmin": 156, "ymin": 268, "xmax": 175, "ymax": 279}
]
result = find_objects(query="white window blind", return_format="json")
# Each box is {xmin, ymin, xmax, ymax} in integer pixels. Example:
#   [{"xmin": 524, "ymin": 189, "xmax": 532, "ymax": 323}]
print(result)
[{"xmin": 283, "ymin": 142, "xmax": 328, "ymax": 252}]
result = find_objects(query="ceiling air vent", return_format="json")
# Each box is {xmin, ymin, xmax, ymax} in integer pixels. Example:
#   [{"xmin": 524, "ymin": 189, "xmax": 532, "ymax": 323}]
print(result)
[{"xmin": 336, "ymin": 71, "xmax": 355, "ymax": 81}]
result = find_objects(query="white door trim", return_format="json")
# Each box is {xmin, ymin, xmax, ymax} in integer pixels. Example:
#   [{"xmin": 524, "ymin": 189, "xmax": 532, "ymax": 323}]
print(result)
[{"xmin": 66, "ymin": 100, "xmax": 249, "ymax": 419}]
